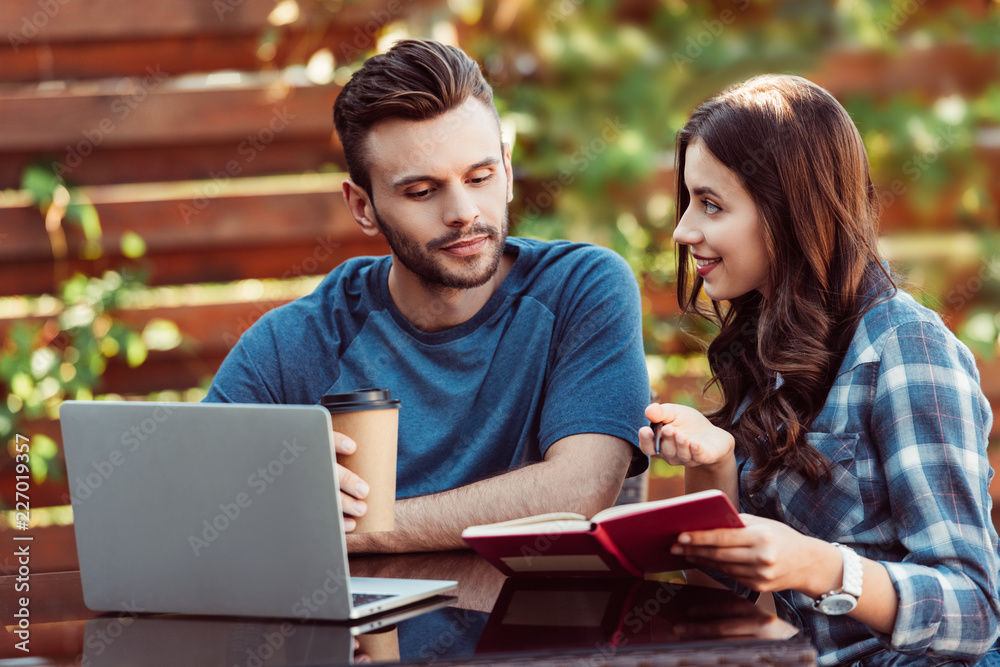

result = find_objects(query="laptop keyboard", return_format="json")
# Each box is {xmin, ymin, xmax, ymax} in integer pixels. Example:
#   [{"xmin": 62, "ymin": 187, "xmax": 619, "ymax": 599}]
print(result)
[{"xmin": 353, "ymin": 592, "xmax": 395, "ymax": 607}]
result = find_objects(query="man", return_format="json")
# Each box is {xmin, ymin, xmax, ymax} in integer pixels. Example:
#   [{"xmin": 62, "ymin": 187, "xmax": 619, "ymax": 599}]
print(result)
[{"xmin": 205, "ymin": 39, "xmax": 648, "ymax": 553}]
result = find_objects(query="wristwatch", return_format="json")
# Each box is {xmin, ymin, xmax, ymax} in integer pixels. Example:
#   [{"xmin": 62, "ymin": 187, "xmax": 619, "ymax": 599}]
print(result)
[{"xmin": 813, "ymin": 542, "xmax": 863, "ymax": 615}]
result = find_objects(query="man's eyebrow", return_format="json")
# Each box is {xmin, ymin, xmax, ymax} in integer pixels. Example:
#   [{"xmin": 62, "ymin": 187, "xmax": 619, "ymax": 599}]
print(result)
[
  {"xmin": 467, "ymin": 157, "xmax": 500, "ymax": 172},
  {"xmin": 391, "ymin": 157, "xmax": 501, "ymax": 190}
]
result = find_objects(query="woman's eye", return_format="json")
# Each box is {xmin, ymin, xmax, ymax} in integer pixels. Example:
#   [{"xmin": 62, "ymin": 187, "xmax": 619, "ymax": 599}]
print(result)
[{"xmin": 704, "ymin": 200, "xmax": 721, "ymax": 214}]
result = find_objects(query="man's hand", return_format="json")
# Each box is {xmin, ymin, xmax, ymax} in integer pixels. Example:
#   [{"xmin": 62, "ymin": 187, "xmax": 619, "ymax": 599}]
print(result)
[
  {"xmin": 334, "ymin": 431, "xmax": 370, "ymax": 533},
  {"xmin": 638, "ymin": 403, "xmax": 735, "ymax": 468}
]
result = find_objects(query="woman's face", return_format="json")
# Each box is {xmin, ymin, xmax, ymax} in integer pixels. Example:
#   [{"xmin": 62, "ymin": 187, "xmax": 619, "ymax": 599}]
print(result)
[{"xmin": 673, "ymin": 138, "xmax": 771, "ymax": 302}]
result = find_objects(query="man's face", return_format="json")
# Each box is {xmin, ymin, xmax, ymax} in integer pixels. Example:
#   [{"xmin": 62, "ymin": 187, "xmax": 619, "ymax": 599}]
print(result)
[{"xmin": 363, "ymin": 97, "xmax": 514, "ymax": 291}]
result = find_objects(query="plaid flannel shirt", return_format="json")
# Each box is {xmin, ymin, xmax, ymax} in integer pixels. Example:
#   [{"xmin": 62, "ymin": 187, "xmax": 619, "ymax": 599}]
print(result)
[{"xmin": 736, "ymin": 288, "xmax": 999, "ymax": 666}]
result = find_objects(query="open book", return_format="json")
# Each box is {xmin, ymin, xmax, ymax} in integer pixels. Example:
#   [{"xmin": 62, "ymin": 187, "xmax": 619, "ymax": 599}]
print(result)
[{"xmin": 461, "ymin": 489, "xmax": 743, "ymax": 577}]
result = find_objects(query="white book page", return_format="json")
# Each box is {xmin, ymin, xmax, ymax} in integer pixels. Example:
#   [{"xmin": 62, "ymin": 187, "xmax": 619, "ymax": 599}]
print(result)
[
  {"xmin": 589, "ymin": 489, "xmax": 726, "ymax": 523},
  {"xmin": 462, "ymin": 517, "xmax": 592, "ymax": 538}
]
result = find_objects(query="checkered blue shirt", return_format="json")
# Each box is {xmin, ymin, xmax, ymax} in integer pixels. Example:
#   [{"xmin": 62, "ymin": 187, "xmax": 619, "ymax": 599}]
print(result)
[{"xmin": 735, "ymin": 288, "xmax": 999, "ymax": 665}]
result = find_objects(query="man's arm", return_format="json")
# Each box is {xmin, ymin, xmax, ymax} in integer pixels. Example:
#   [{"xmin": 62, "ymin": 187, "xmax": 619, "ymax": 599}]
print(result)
[{"xmin": 346, "ymin": 433, "xmax": 634, "ymax": 553}]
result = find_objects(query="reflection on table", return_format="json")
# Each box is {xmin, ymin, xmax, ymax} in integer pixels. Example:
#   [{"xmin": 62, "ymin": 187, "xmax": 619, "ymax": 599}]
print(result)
[
  {"xmin": 0, "ymin": 549, "xmax": 814, "ymax": 665},
  {"xmin": 477, "ymin": 577, "xmax": 799, "ymax": 656}
]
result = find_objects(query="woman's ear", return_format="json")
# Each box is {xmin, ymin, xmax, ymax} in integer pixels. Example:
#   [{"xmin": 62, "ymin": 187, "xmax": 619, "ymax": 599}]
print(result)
[{"xmin": 342, "ymin": 180, "xmax": 380, "ymax": 237}]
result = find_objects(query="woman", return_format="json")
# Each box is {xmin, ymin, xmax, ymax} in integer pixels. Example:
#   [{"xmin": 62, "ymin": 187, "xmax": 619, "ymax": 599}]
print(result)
[{"xmin": 641, "ymin": 74, "xmax": 1000, "ymax": 665}]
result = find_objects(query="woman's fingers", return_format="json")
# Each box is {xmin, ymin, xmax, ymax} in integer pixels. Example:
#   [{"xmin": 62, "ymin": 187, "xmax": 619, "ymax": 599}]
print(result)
[
  {"xmin": 662, "ymin": 427, "xmax": 695, "ymax": 462},
  {"xmin": 638, "ymin": 424, "xmax": 656, "ymax": 456},
  {"xmin": 641, "ymin": 422, "xmax": 703, "ymax": 465}
]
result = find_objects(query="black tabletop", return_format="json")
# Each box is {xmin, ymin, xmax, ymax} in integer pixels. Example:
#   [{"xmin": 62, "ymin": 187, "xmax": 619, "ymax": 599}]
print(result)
[{"xmin": 0, "ymin": 550, "xmax": 816, "ymax": 665}]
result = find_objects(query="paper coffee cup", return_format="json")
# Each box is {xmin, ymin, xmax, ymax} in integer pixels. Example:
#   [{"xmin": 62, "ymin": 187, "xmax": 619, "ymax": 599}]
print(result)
[
  {"xmin": 356, "ymin": 626, "xmax": 400, "ymax": 662},
  {"xmin": 321, "ymin": 388, "xmax": 400, "ymax": 534}
]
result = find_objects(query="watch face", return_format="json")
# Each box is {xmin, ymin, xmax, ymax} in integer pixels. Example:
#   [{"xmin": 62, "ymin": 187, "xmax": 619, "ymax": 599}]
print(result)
[{"xmin": 819, "ymin": 594, "xmax": 857, "ymax": 615}]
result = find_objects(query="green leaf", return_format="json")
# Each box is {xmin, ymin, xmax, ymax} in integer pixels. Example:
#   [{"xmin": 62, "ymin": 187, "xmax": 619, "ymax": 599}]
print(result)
[
  {"xmin": 33, "ymin": 433, "xmax": 58, "ymax": 459},
  {"xmin": 11, "ymin": 373, "xmax": 34, "ymax": 400},
  {"xmin": 126, "ymin": 332, "xmax": 148, "ymax": 368},
  {"xmin": 20, "ymin": 163, "xmax": 60, "ymax": 208},
  {"xmin": 120, "ymin": 231, "xmax": 147, "ymax": 259},
  {"xmin": 29, "ymin": 452, "xmax": 49, "ymax": 484},
  {"xmin": 71, "ymin": 199, "xmax": 103, "ymax": 241}
]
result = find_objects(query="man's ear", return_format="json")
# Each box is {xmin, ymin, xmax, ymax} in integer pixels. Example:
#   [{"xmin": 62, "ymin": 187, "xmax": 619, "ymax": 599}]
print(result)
[
  {"xmin": 342, "ymin": 180, "xmax": 380, "ymax": 237},
  {"xmin": 502, "ymin": 142, "xmax": 514, "ymax": 204}
]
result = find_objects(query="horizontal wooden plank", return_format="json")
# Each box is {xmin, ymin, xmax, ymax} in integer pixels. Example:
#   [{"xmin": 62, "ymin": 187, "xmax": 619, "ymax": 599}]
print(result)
[
  {"xmin": 0, "ymin": 0, "xmax": 281, "ymax": 41},
  {"xmin": 108, "ymin": 342, "xmax": 243, "ymax": 394},
  {"xmin": 4, "ymin": 34, "xmax": 266, "ymax": 84},
  {"xmin": 0, "ymin": 298, "xmax": 309, "ymax": 394},
  {"xmin": 0, "ymin": 0, "xmax": 439, "ymax": 83},
  {"xmin": 0, "ymin": 238, "xmax": 388, "ymax": 296},
  {"xmin": 116, "ymin": 299, "xmax": 297, "ymax": 365},
  {"xmin": 0, "ymin": 0, "xmax": 410, "ymax": 43},
  {"xmin": 0, "ymin": 297, "xmax": 297, "ymax": 352},
  {"xmin": 0, "ymin": 138, "xmax": 344, "ymax": 189},
  {"xmin": 1, "ymin": 173, "xmax": 355, "ymax": 259},
  {"xmin": 811, "ymin": 44, "xmax": 1000, "ymax": 100},
  {"xmin": 101, "ymin": 349, "xmax": 229, "ymax": 395},
  {"xmin": 4, "ymin": 47, "xmax": 995, "ymax": 154},
  {"xmin": 2, "ymin": 25, "xmax": 383, "ymax": 85},
  {"xmin": 0, "ymin": 76, "xmax": 339, "ymax": 152}
]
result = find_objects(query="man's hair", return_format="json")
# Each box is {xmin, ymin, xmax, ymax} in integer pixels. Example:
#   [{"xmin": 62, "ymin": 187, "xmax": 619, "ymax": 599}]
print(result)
[{"xmin": 333, "ymin": 39, "xmax": 498, "ymax": 198}]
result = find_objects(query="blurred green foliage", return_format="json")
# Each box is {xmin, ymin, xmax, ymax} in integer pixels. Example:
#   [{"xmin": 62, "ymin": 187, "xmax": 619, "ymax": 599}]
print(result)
[
  {"xmin": 1, "ymin": 162, "xmax": 170, "ymax": 485},
  {"xmin": 0, "ymin": 271, "xmax": 149, "ymax": 482}
]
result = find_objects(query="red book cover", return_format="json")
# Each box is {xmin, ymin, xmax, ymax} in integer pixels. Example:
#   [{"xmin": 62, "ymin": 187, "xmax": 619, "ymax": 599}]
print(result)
[{"xmin": 462, "ymin": 489, "xmax": 743, "ymax": 578}]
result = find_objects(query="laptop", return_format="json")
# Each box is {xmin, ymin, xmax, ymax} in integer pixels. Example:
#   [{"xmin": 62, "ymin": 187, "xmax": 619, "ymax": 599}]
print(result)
[{"xmin": 60, "ymin": 400, "xmax": 457, "ymax": 620}]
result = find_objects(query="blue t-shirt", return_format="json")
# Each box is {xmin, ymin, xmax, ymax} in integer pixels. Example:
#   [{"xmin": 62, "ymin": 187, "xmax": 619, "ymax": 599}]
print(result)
[{"xmin": 205, "ymin": 237, "xmax": 649, "ymax": 498}]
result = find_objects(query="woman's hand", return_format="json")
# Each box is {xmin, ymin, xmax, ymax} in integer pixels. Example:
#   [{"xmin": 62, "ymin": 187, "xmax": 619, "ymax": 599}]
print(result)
[
  {"xmin": 639, "ymin": 403, "xmax": 735, "ymax": 468},
  {"xmin": 670, "ymin": 514, "xmax": 841, "ymax": 596}
]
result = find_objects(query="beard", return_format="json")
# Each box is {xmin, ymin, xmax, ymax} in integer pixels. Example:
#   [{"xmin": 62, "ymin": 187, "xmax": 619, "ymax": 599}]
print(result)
[{"xmin": 372, "ymin": 205, "xmax": 510, "ymax": 290}]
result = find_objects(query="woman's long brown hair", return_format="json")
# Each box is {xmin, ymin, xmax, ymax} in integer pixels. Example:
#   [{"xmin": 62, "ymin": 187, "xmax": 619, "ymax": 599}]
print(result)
[{"xmin": 675, "ymin": 74, "xmax": 894, "ymax": 491}]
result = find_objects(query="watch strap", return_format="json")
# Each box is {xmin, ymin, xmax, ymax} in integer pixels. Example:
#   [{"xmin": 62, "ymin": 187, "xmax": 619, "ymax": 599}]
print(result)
[{"xmin": 833, "ymin": 542, "xmax": 863, "ymax": 598}]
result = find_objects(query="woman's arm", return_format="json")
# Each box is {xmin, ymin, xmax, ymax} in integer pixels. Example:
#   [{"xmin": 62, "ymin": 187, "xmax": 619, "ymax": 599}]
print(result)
[
  {"xmin": 671, "ymin": 515, "xmax": 899, "ymax": 633},
  {"xmin": 864, "ymin": 320, "xmax": 1000, "ymax": 655}
]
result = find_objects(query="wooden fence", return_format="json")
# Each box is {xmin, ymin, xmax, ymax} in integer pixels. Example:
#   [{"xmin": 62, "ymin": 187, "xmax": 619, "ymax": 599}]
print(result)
[{"xmin": 1, "ymin": 0, "xmax": 998, "ymax": 563}]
